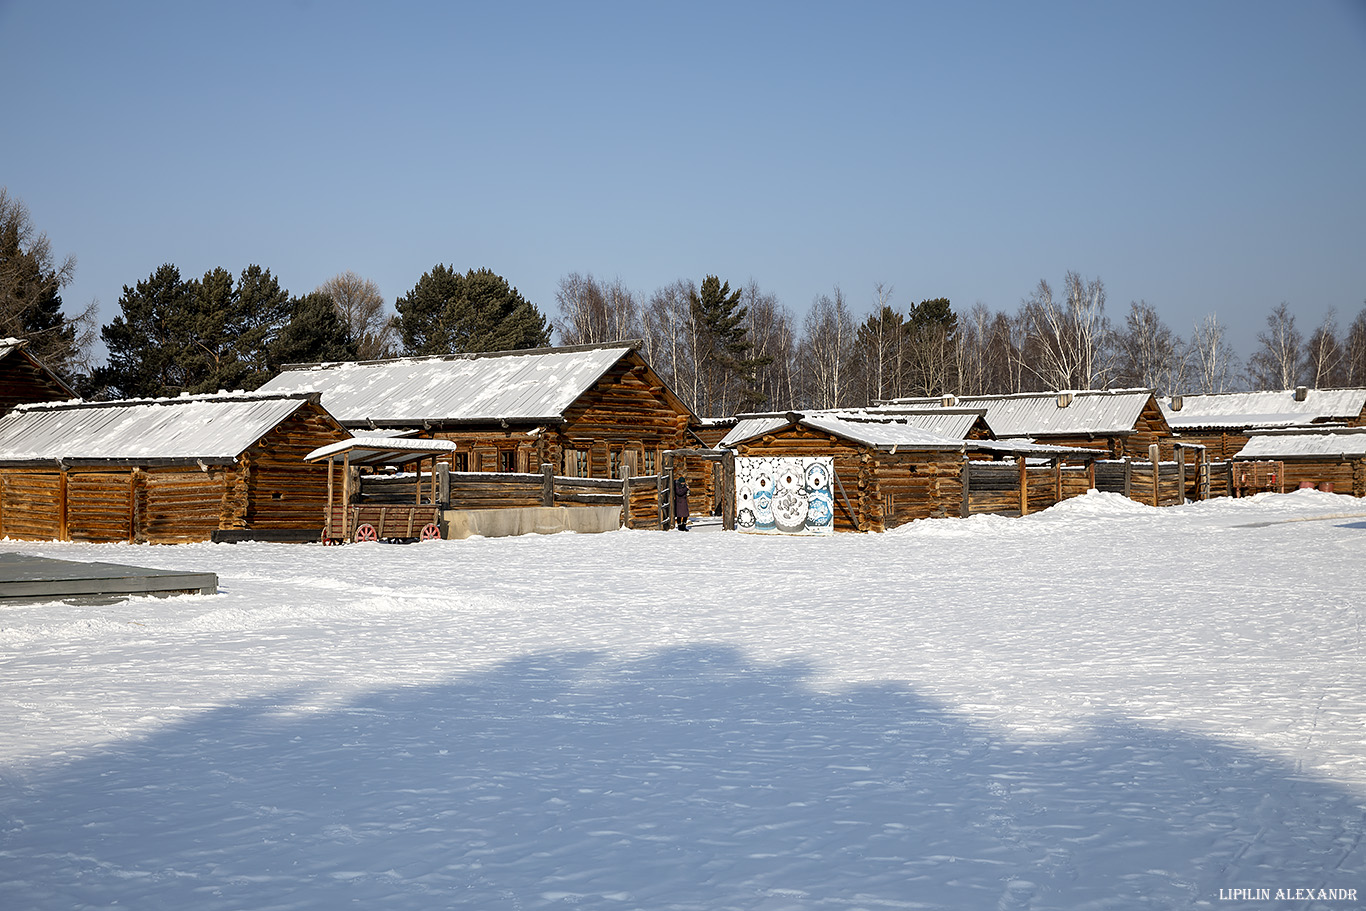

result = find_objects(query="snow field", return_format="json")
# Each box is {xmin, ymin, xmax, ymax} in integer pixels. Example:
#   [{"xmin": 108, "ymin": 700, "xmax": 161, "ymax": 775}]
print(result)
[{"xmin": 1, "ymin": 490, "xmax": 1364, "ymax": 909}]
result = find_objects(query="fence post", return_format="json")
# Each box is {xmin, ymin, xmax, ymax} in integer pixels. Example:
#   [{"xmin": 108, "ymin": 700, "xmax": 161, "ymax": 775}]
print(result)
[
  {"xmin": 961, "ymin": 456, "xmax": 971, "ymax": 518},
  {"xmin": 437, "ymin": 461, "xmax": 450, "ymax": 506},
  {"xmin": 621, "ymin": 475, "xmax": 631, "ymax": 528},
  {"xmin": 721, "ymin": 449, "xmax": 736, "ymax": 530},
  {"xmin": 1175, "ymin": 445, "xmax": 1186, "ymax": 502},
  {"xmin": 540, "ymin": 462, "xmax": 555, "ymax": 507},
  {"xmin": 1150, "ymin": 443, "xmax": 1161, "ymax": 507},
  {"xmin": 1017, "ymin": 456, "xmax": 1028, "ymax": 516}
]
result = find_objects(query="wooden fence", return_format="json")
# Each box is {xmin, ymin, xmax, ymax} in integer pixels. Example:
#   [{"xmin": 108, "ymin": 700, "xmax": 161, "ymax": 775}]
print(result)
[{"xmin": 357, "ymin": 464, "xmax": 666, "ymax": 530}]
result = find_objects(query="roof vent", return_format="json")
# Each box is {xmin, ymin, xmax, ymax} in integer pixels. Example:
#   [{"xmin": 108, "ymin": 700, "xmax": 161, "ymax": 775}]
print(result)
[
  {"xmin": 1171, "ymin": 395, "xmax": 1183, "ymax": 412},
  {"xmin": 1057, "ymin": 392, "xmax": 1074, "ymax": 408},
  {"xmin": 941, "ymin": 394, "xmax": 957, "ymax": 407},
  {"xmin": 1294, "ymin": 385, "xmax": 1309, "ymax": 402}
]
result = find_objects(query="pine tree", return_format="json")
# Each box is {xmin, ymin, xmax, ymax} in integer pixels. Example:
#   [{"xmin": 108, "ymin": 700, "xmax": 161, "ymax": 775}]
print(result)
[
  {"xmin": 270, "ymin": 292, "xmax": 357, "ymax": 367},
  {"xmin": 94, "ymin": 264, "xmax": 195, "ymax": 398},
  {"xmin": 689, "ymin": 275, "xmax": 768, "ymax": 415},
  {"xmin": 396, "ymin": 265, "xmax": 550, "ymax": 356}
]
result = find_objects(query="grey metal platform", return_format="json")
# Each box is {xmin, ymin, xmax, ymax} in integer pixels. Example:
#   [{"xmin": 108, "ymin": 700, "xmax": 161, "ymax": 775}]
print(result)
[{"xmin": 0, "ymin": 553, "xmax": 218, "ymax": 604}]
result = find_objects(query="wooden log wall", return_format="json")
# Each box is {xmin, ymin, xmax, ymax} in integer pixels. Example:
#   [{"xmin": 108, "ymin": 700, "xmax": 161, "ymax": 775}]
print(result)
[
  {"xmin": 0, "ymin": 468, "xmax": 62, "ymax": 540},
  {"xmin": 624, "ymin": 476, "xmax": 663, "ymax": 530},
  {"xmin": 65, "ymin": 469, "xmax": 136, "ymax": 543},
  {"xmin": 241, "ymin": 404, "xmax": 342, "ymax": 531},
  {"xmin": 1275, "ymin": 459, "xmax": 1366, "ymax": 496},
  {"xmin": 140, "ymin": 468, "xmax": 227, "ymax": 544}
]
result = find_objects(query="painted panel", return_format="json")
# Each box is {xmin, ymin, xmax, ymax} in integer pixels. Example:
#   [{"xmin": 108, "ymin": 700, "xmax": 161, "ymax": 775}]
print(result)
[{"xmin": 735, "ymin": 457, "xmax": 834, "ymax": 535}]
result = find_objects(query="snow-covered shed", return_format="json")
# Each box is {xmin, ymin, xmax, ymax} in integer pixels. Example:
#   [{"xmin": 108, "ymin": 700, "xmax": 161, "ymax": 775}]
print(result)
[
  {"xmin": 1233, "ymin": 426, "xmax": 1366, "ymax": 496},
  {"xmin": 0, "ymin": 392, "xmax": 348, "ymax": 543},
  {"xmin": 721, "ymin": 410, "xmax": 1093, "ymax": 531},
  {"xmin": 257, "ymin": 342, "xmax": 699, "ymax": 479},
  {"xmin": 1161, "ymin": 387, "xmax": 1366, "ymax": 459},
  {"xmin": 0, "ymin": 337, "xmax": 77, "ymax": 417},
  {"xmin": 880, "ymin": 389, "xmax": 1173, "ymax": 459}
]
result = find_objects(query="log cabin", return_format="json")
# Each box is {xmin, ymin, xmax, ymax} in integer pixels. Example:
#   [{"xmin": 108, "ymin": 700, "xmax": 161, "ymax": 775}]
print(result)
[
  {"xmin": 0, "ymin": 392, "xmax": 348, "ymax": 543},
  {"xmin": 0, "ymin": 337, "xmax": 77, "ymax": 416},
  {"xmin": 1160, "ymin": 387, "xmax": 1366, "ymax": 459},
  {"xmin": 721, "ymin": 410, "xmax": 1094, "ymax": 531},
  {"xmin": 257, "ymin": 342, "xmax": 702, "ymax": 481},
  {"xmin": 1233, "ymin": 427, "xmax": 1366, "ymax": 496},
  {"xmin": 880, "ymin": 389, "xmax": 1173, "ymax": 459}
]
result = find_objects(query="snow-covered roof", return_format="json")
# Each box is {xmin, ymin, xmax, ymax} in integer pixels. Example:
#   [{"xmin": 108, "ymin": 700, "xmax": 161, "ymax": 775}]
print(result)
[
  {"xmin": 723, "ymin": 410, "xmax": 1100, "ymax": 458},
  {"xmin": 0, "ymin": 337, "xmax": 79, "ymax": 400},
  {"xmin": 258, "ymin": 343, "xmax": 659, "ymax": 426},
  {"xmin": 720, "ymin": 408, "xmax": 987, "ymax": 449},
  {"xmin": 881, "ymin": 389, "xmax": 1160, "ymax": 438},
  {"xmin": 1234, "ymin": 427, "xmax": 1366, "ymax": 460},
  {"xmin": 305, "ymin": 435, "xmax": 459, "ymax": 466},
  {"xmin": 0, "ymin": 392, "xmax": 330, "ymax": 464},
  {"xmin": 1160, "ymin": 388, "xmax": 1366, "ymax": 430}
]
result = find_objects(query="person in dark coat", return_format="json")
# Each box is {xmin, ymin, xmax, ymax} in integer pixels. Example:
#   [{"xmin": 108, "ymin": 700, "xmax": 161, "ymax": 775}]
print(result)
[{"xmin": 673, "ymin": 476, "xmax": 691, "ymax": 531}]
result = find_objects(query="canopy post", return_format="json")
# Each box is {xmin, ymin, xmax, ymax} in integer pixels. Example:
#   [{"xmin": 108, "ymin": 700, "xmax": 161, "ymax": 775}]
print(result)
[{"xmin": 341, "ymin": 451, "xmax": 352, "ymax": 542}]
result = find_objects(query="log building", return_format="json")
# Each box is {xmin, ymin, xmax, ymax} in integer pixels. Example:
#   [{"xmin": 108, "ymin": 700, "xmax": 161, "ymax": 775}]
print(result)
[
  {"xmin": 258, "ymin": 342, "xmax": 701, "ymax": 481},
  {"xmin": 0, "ymin": 392, "xmax": 348, "ymax": 543},
  {"xmin": 1161, "ymin": 387, "xmax": 1366, "ymax": 459},
  {"xmin": 721, "ymin": 410, "xmax": 1091, "ymax": 532},
  {"xmin": 881, "ymin": 389, "xmax": 1173, "ymax": 460},
  {"xmin": 1234, "ymin": 427, "xmax": 1366, "ymax": 496},
  {"xmin": 0, "ymin": 337, "xmax": 77, "ymax": 417}
]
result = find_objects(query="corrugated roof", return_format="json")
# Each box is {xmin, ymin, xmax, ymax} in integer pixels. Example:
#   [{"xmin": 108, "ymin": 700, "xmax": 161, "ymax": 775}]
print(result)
[
  {"xmin": 883, "ymin": 389, "xmax": 1158, "ymax": 437},
  {"xmin": 258, "ymin": 345, "xmax": 637, "ymax": 425},
  {"xmin": 1235, "ymin": 427, "xmax": 1366, "ymax": 460},
  {"xmin": 0, "ymin": 393, "xmax": 321, "ymax": 463},
  {"xmin": 305, "ymin": 436, "xmax": 459, "ymax": 465},
  {"xmin": 720, "ymin": 408, "xmax": 987, "ymax": 449},
  {"xmin": 1161, "ymin": 389, "xmax": 1366, "ymax": 429}
]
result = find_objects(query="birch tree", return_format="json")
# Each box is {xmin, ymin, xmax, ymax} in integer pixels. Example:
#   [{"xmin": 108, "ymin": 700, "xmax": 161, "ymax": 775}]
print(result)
[
  {"xmin": 1017, "ymin": 272, "xmax": 1112, "ymax": 390},
  {"xmin": 1304, "ymin": 309, "xmax": 1345, "ymax": 388},
  {"xmin": 1187, "ymin": 314, "xmax": 1241, "ymax": 393},
  {"xmin": 799, "ymin": 287, "xmax": 856, "ymax": 409},
  {"xmin": 1247, "ymin": 303, "xmax": 1305, "ymax": 390},
  {"xmin": 1113, "ymin": 300, "xmax": 1187, "ymax": 395},
  {"xmin": 1345, "ymin": 305, "xmax": 1366, "ymax": 388},
  {"xmin": 316, "ymin": 271, "xmax": 396, "ymax": 359},
  {"xmin": 554, "ymin": 272, "xmax": 641, "ymax": 347}
]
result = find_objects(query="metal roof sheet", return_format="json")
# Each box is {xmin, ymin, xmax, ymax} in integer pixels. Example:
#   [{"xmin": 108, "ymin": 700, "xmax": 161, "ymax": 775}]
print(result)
[
  {"xmin": 884, "ymin": 390, "xmax": 1157, "ymax": 437},
  {"xmin": 258, "ymin": 345, "xmax": 635, "ymax": 425},
  {"xmin": 1235, "ymin": 427, "xmax": 1366, "ymax": 460},
  {"xmin": 720, "ymin": 408, "xmax": 986, "ymax": 449},
  {"xmin": 1161, "ymin": 389, "xmax": 1366, "ymax": 429},
  {"xmin": 305, "ymin": 436, "xmax": 459, "ymax": 465},
  {"xmin": 0, "ymin": 394, "xmax": 318, "ymax": 463}
]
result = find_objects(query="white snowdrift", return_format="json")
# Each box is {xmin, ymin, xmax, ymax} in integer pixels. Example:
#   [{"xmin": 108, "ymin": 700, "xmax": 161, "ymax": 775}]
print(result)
[{"xmin": 1, "ymin": 490, "xmax": 1364, "ymax": 910}]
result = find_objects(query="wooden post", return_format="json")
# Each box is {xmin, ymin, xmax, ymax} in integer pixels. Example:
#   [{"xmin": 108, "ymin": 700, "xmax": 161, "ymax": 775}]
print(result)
[
  {"xmin": 1124, "ymin": 458, "xmax": 1132, "ymax": 500},
  {"xmin": 58, "ymin": 463, "xmax": 69, "ymax": 542},
  {"xmin": 437, "ymin": 461, "xmax": 450, "ymax": 505},
  {"xmin": 1087, "ymin": 457, "xmax": 1096, "ymax": 491},
  {"xmin": 1053, "ymin": 458, "xmax": 1063, "ymax": 504},
  {"xmin": 341, "ymin": 451, "xmax": 351, "ymax": 542},
  {"xmin": 541, "ymin": 462, "xmax": 555, "ymax": 507},
  {"xmin": 960, "ymin": 456, "xmax": 971, "ymax": 518},
  {"xmin": 1175, "ymin": 445, "xmax": 1186, "ymax": 502},
  {"xmin": 1150, "ymin": 443, "xmax": 1161, "ymax": 507},
  {"xmin": 721, "ymin": 449, "xmax": 736, "ymax": 531},
  {"xmin": 1017, "ymin": 456, "xmax": 1028, "ymax": 516},
  {"xmin": 325, "ymin": 457, "xmax": 334, "ymax": 538},
  {"xmin": 621, "ymin": 475, "xmax": 631, "ymax": 528},
  {"xmin": 663, "ymin": 451, "xmax": 675, "ymax": 529}
]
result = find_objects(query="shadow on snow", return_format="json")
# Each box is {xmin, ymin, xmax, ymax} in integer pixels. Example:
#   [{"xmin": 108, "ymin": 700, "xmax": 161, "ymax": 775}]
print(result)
[{"xmin": 2, "ymin": 645, "xmax": 1363, "ymax": 910}]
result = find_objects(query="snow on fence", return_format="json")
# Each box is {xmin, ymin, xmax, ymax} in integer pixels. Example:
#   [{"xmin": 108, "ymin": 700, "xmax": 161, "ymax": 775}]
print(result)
[{"xmin": 357, "ymin": 466, "xmax": 666, "ymax": 530}]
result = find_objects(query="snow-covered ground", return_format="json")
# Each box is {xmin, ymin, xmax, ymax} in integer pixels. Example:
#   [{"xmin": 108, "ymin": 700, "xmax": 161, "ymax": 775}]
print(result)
[{"xmin": 2, "ymin": 490, "xmax": 1364, "ymax": 910}]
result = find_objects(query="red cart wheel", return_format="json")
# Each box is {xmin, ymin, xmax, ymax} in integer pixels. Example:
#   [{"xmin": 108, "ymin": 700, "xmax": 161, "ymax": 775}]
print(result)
[
  {"xmin": 354, "ymin": 523, "xmax": 378, "ymax": 542},
  {"xmin": 420, "ymin": 523, "xmax": 442, "ymax": 541}
]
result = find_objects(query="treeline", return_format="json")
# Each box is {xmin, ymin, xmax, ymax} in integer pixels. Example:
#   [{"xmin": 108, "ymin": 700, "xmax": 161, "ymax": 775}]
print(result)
[
  {"xmin": 5, "ymin": 188, "xmax": 1364, "ymax": 412},
  {"xmin": 558, "ymin": 270, "xmax": 1366, "ymax": 415}
]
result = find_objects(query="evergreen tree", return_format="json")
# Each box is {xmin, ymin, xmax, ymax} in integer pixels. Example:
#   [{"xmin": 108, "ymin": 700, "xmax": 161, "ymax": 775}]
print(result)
[
  {"xmin": 689, "ymin": 275, "xmax": 768, "ymax": 415},
  {"xmin": 270, "ymin": 291, "xmax": 358, "ymax": 367},
  {"xmin": 94, "ymin": 264, "xmax": 196, "ymax": 398},
  {"xmin": 395, "ymin": 265, "xmax": 550, "ymax": 356},
  {"xmin": 0, "ymin": 187, "xmax": 89, "ymax": 376}
]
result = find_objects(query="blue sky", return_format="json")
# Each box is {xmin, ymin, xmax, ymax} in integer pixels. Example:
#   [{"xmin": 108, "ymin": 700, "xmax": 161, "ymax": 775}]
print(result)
[{"xmin": 2, "ymin": 0, "xmax": 1364, "ymax": 365}]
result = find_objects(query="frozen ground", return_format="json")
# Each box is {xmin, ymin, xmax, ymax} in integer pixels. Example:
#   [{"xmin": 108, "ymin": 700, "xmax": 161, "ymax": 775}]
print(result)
[{"xmin": 1, "ymin": 490, "xmax": 1364, "ymax": 910}]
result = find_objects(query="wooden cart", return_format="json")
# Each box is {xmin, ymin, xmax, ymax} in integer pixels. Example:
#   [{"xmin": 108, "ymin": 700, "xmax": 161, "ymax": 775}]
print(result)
[{"xmin": 305, "ymin": 436, "xmax": 458, "ymax": 544}]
